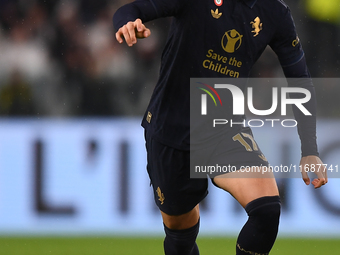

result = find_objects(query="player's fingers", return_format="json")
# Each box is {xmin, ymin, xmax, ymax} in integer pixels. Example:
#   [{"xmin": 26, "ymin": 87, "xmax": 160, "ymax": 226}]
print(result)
[
  {"xmin": 315, "ymin": 166, "xmax": 327, "ymax": 181},
  {"xmin": 301, "ymin": 169, "xmax": 310, "ymax": 185},
  {"xmin": 135, "ymin": 25, "xmax": 151, "ymax": 38},
  {"xmin": 143, "ymin": 28, "xmax": 151, "ymax": 38},
  {"xmin": 120, "ymin": 25, "xmax": 134, "ymax": 46},
  {"xmin": 115, "ymin": 31, "xmax": 123, "ymax": 44},
  {"xmin": 126, "ymin": 22, "xmax": 137, "ymax": 45},
  {"xmin": 135, "ymin": 18, "xmax": 144, "ymax": 32},
  {"xmin": 314, "ymin": 157, "xmax": 328, "ymax": 183},
  {"xmin": 315, "ymin": 167, "xmax": 327, "ymax": 188},
  {"xmin": 323, "ymin": 165, "xmax": 328, "ymax": 183},
  {"xmin": 134, "ymin": 18, "xmax": 150, "ymax": 38},
  {"xmin": 118, "ymin": 23, "xmax": 136, "ymax": 46},
  {"xmin": 312, "ymin": 177, "xmax": 326, "ymax": 189}
]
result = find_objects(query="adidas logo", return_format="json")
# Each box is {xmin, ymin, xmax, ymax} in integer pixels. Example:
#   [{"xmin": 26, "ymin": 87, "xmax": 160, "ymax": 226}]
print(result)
[{"xmin": 211, "ymin": 8, "xmax": 222, "ymax": 19}]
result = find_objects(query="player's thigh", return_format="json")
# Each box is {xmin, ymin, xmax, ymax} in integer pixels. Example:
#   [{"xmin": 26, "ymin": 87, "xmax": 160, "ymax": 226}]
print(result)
[
  {"xmin": 213, "ymin": 169, "xmax": 279, "ymax": 208},
  {"xmin": 161, "ymin": 204, "xmax": 200, "ymax": 230},
  {"xmin": 145, "ymin": 130, "xmax": 208, "ymax": 217}
]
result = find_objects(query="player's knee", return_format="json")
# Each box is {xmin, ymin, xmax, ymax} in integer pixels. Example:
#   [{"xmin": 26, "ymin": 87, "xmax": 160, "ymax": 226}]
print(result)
[
  {"xmin": 164, "ymin": 219, "xmax": 188, "ymax": 230},
  {"xmin": 236, "ymin": 196, "xmax": 280, "ymax": 254},
  {"xmin": 162, "ymin": 206, "xmax": 200, "ymax": 230},
  {"xmin": 245, "ymin": 196, "xmax": 281, "ymax": 234}
]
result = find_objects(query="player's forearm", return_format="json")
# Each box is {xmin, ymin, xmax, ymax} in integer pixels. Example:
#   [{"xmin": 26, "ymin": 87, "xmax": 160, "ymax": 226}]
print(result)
[
  {"xmin": 291, "ymin": 84, "xmax": 318, "ymax": 157},
  {"xmin": 282, "ymin": 57, "xmax": 319, "ymax": 157},
  {"xmin": 113, "ymin": 0, "xmax": 157, "ymax": 31}
]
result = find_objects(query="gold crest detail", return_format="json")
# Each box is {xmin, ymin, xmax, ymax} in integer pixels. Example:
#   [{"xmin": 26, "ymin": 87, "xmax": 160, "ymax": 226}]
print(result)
[
  {"xmin": 146, "ymin": 111, "xmax": 152, "ymax": 123},
  {"xmin": 250, "ymin": 17, "xmax": 262, "ymax": 37},
  {"xmin": 211, "ymin": 9, "xmax": 222, "ymax": 19},
  {"xmin": 156, "ymin": 187, "xmax": 165, "ymax": 205}
]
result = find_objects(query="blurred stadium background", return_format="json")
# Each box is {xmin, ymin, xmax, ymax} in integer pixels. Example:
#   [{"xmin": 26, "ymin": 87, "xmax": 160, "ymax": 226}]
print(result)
[{"xmin": 0, "ymin": 0, "xmax": 339, "ymax": 254}]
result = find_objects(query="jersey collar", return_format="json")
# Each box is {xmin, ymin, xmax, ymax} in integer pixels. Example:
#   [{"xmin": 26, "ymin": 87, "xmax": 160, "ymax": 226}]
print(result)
[{"xmin": 242, "ymin": 0, "xmax": 258, "ymax": 8}]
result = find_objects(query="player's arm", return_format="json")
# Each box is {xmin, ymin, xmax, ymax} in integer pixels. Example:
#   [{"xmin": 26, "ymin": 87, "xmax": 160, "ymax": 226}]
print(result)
[
  {"xmin": 281, "ymin": 60, "xmax": 327, "ymax": 189},
  {"xmin": 269, "ymin": 6, "xmax": 327, "ymax": 189},
  {"xmin": 113, "ymin": 0, "xmax": 187, "ymax": 46}
]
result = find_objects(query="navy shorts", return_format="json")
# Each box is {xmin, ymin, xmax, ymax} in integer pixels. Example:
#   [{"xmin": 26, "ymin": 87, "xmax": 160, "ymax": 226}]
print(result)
[
  {"xmin": 145, "ymin": 126, "xmax": 268, "ymax": 216},
  {"xmin": 145, "ymin": 130, "xmax": 208, "ymax": 216},
  {"xmin": 191, "ymin": 126, "xmax": 269, "ymax": 178}
]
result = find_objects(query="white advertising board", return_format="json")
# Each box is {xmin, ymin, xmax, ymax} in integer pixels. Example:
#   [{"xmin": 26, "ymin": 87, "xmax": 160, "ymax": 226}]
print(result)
[{"xmin": 0, "ymin": 118, "xmax": 339, "ymax": 236}]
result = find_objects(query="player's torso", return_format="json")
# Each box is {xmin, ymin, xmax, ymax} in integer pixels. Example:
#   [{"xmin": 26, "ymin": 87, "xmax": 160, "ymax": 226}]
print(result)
[
  {"xmin": 167, "ymin": 0, "xmax": 282, "ymax": 78},
  {"xmin": 143, "ymin": 0, "xmax": 288, "ymax": 149}
]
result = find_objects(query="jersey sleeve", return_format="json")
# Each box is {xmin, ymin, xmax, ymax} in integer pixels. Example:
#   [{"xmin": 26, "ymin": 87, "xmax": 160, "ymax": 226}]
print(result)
[
  {"xmin": 269, "ymin": 4, "xmax": 319, "ymax": 157},
  {"xmin": 281, "ymin": 51, "xmax": 319, "ymax": 157},
  {"xmin": 113, "ymin": 0, "xmax": 188, "ymax": 31},
  {"xmin": 269, "ymin": 7, "xmax": 304, "ymax": 67},
  {"xmin": 284, "ymin": 76, "xmax": 319, "ymax": 157}
]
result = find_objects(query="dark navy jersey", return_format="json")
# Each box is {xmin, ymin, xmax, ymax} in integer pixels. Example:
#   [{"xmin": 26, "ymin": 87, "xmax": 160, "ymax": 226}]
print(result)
[{"xmin": 113, "ymin": 0, "xmax": 318, "ymax": 156}]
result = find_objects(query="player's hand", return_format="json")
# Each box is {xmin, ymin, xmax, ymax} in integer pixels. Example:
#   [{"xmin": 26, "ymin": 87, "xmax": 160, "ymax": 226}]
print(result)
[
  {"xmin": 300, "ymin": 155, "xmax": 328, "ymax": 189},
  {"xmin": 115, "ymin": 18, "xmax": 151, "ymax": 47}
]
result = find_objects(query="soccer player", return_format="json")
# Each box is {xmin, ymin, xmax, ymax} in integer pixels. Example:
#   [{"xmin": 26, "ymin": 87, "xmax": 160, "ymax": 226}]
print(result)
[{"xmin": 113, "ymin": 0, "xmax": 328, "ymax": 254}]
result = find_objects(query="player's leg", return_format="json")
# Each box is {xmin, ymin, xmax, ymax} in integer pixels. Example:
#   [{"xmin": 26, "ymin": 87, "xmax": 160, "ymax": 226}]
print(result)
[
  {"xmin": 161, "ymin": 204, "xmax": 200, "ymax": 230},
  {"xmin": 213, "ymin": 170, "xmax": 279, "ymax": 207},
  {"xmin": 214, "ymin": 170, "xmax": 280, "ymax": 255},
  {"xmin": 161, "ymin": 205, "xmax": 200, "ymax": 255},
  {"xmin": 145, "ymin": 130, "xmax": 208, "ymax": 255}
]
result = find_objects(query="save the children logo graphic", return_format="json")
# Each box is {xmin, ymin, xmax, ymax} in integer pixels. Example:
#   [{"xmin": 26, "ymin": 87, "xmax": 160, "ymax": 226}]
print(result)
[{"xmin": 221, "ymin": 29, "xmax": 243, "ymax": 53}]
